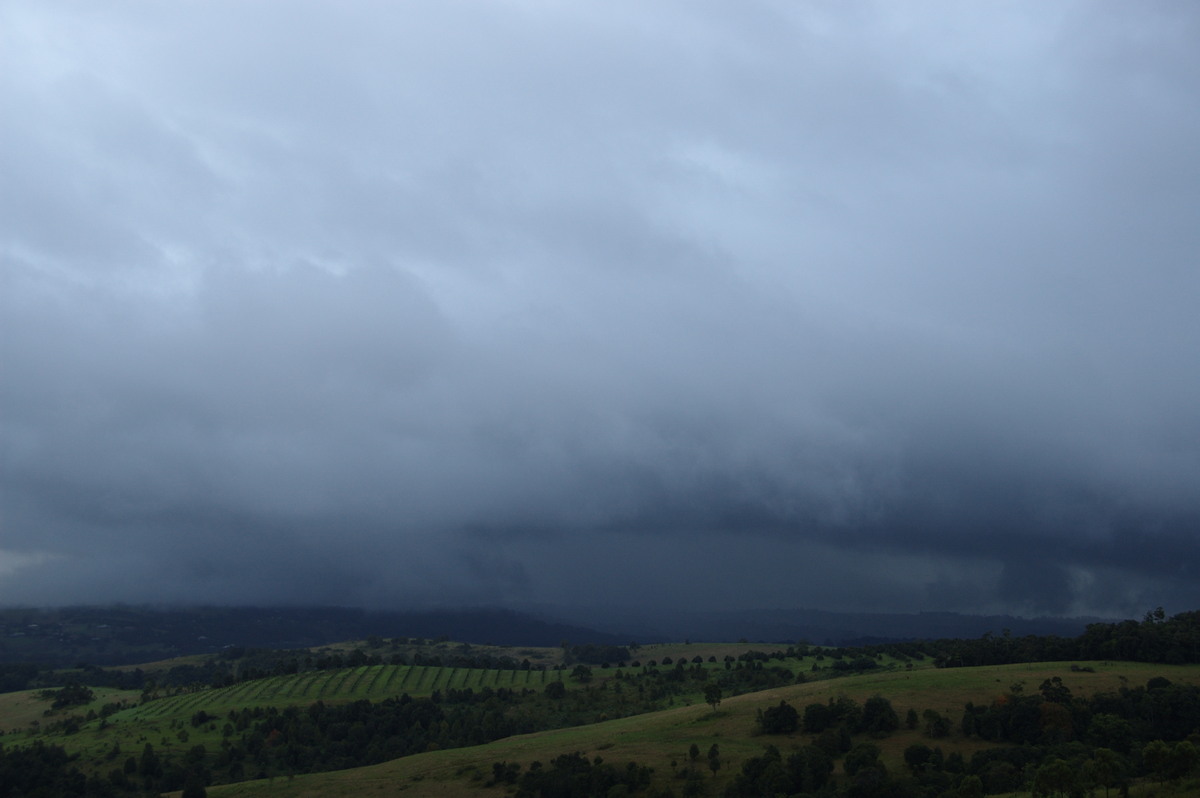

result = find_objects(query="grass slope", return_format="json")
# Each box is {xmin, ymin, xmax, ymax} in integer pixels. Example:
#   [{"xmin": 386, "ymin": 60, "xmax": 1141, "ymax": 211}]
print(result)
[
  {"xmin": 0, "ymin": 687, "xmax": 137, "ymax": 735},
  {"xmin": 0, "ymin": 665, "xmax": 563, "ymax": 773},
  {"xmin": 0, "ymin": 647, "xmax": 889, "ymax": 789},
  {"xmin": 2, "ymin": 645, "xmax": 900, "ymax": 765},
  {"xmin": 125, "ymin": 664, "xmax": 558, "ymax": 718},
  {"xmin": 189, "ymin": 661, "xmax": 1200, "ymax": 797}
]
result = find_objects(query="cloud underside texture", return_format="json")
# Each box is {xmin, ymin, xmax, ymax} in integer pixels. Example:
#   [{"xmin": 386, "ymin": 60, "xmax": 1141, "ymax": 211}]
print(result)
[{"xmin": 2, "ymin": 2, "xmax": 1199, "ymax": 616}]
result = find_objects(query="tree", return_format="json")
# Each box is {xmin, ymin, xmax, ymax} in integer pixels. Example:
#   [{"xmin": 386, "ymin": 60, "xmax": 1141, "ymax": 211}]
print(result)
[
  {"xmin": 704, "ymin": 683, "xmax": 722, "ymax": 713},
  {"xmin": 1143, "ymin": 739, "xmax": 1172, "ymax": 784},
  {"xmin": 544, "ymin": 680, "xmax": 565, "ymax": 699},
  {"xmin": 760, "ymin": 701, "xmax": 799, "ymax": 734},
  {"xmin": 903, "ymin": 744, "xmax": 934, "ymax": 775},
  {"xmin": 786, "ymin": 746, "xmax": 833, "ymax": 792},
  {"xmin": 1039, "ymin": 676, "xmax": 1072, "ymax": 704},
  {"xmin": 1168, "ymin": 740, "xmax": 1199, "ymax": 781},
  {"xmin": 858, "ymin": 695, "xmax": 899, "ymax": 735},
  {"xmin": 957, "ymin": 774, "xmax": 983, "ymax": 798},
  {"xmin": 1091, "ymin": 748, "xmax": 1125, "ymax": 798},
  {"xmin": 181, "ymin": 780, "xmax": 207, "ymax": 798},
  {"xmin": 139, "ymin": 743, "xmax": 161, "ymax": 779},
  {"xmin": 1032, "ymin": 757, "xmax": 1074, "ymax": 798},
  {"xmin": 688, "ymin": 743, "xmax": 700, "ymax": 764},
  {"xmin": 707, "ymin": 744, "xmax": 721, "ymax": 778},
  {"xmin": 843, "ymin": 743, "xmax": 881, "ymax": 777},
  {"xmin": 922, "ymin": 709, "xmax": 951, "ymax": 738},
  {"xmin": 803, "ymin": 702, "xmax": 835, "ymax": 733},
  {"xmin": 846, "ymin": 764, "xmax": 890, "ymax": 798},
  {"xmin": 1089, "ymin": 713, "xmax": 1134, "ymax": 754},
  {"xmin": 831, "ymin": 695, "xmax": 862, "ymax": 729},
  {"xmin": 45, "ymin": 682, "xmax": 94, "ymax": 709}
]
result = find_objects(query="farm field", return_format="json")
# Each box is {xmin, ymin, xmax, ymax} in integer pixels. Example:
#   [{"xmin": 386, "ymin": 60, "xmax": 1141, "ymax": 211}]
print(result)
[
  {"xmin": 8, "ymin": 612, "xmax": 1200, "ymax": 798},
  {"xmin": 190, "ymin": 660, "xmax": 1200, "ymax": 797},
  {"xmin": 1, "ymin": 663, "xmax": 565, "ymax": 770},
  {"xmin": 125, "ymin": 663, "xmax": 559, "ymax": 719},
  {"xmin": 0, "ymin": 685, "xmax": 141, "ymax": 735},
  {"xmin": 0, "ymin": 645, "xmax": 914, "ymax": 783},
  {"xmin": 14, "ymin": 646, "xmax": 912, "ymax": 740}
]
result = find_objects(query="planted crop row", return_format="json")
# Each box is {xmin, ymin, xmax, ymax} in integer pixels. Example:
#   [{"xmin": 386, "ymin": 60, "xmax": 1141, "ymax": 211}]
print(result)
[
  {"xmin": 132, "ymin": 659, "xmax": 814, "ymax": 722},
  {"xmin": 117, "ymin": 665, "xmax": 559, "ymax": 723}
]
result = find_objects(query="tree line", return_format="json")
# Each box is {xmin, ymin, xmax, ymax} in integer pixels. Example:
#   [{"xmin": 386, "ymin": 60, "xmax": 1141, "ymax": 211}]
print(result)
[
  {"xmin": 924, "ymin": 608, "xmax": 1200, "ymax": 669},
  {"xmin": 730, "ymin": 674, "xmax": 1200, "ymax": 797}
]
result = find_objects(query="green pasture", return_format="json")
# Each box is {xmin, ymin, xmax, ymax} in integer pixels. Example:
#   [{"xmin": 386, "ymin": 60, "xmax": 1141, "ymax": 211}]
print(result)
[
  {"xmin": 14, "ymin": 652, "xmax": 1198, "ymax": 798},
  {"xmin": 120, "ymin": 664, "xmax": 558, "ymax": 721},
  {"xmin": 2, "ymin": 647, "xmax": 845, "ymax": 778},
  {"xmin": 1, "ymin": 650, "xmax": 916, "ymax": 762},
  {"xmin": 0, "ymin": 663, "xmax": 565, "ymax": 770},
  {"xmin": 193, "ymin": 660, "xmax": 1200, "ymax": 798},
  {"xmin": 0, "ymin": 686, "xmax": 141, "ymax": 736}
]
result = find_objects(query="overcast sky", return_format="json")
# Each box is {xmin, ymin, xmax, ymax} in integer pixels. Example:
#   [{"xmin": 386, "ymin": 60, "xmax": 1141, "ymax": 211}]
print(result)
[{"xmin": 2, "ymin": 1, "xmax": 1198, "ymax": 620}]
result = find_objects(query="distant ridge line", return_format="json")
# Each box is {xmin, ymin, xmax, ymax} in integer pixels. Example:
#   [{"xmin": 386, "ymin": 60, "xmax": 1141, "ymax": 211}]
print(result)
[{"xmin": 0, "ymin": 605, "xmax": 628, "ymax": 666}]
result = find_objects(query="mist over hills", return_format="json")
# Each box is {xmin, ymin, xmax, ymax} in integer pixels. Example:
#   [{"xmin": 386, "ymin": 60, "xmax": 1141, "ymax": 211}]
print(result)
[
  {"xmin": 0, "ymin": 606, "xmax": 624, "ymax": 666},
  {"xmin": 0, "ymin": 604, "xmax": 1106, "ymax": 666},
  {"xmin": 560, "ymin": 605, "xmax": 1105, "ymax": 646}
]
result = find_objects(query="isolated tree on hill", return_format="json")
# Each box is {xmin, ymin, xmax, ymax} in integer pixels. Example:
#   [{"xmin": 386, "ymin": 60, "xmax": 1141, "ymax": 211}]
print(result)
[
  {"xmin": 704, "ymin": 683, "xmax": 722, "ymax": 713},
  {"xmin": 922, "ymin": 709, "xmax": 951, "ymax": 738}
]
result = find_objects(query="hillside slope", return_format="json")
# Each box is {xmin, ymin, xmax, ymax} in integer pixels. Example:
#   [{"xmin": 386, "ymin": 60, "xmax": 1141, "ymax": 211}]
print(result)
[{"xmin": 196, "ymin": 660, "xmax": 1200, "ymax": 797}]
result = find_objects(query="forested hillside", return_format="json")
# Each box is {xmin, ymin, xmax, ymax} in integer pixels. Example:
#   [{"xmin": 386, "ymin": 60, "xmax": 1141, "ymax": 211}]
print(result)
[{"xmin": 1, "ymin": 609, "xmax": 1199, "ymax": 796}]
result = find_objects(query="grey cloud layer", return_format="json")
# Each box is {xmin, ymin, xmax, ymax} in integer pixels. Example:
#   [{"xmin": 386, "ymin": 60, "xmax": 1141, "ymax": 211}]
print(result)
[{"xmin": 2, "ymin": 1, "xmax": 1199, "ymax": 616}]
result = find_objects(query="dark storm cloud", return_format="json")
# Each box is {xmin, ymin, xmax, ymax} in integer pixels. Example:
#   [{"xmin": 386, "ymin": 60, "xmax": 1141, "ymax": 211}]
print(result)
[{"xmin": 2, "ymin": 1, "xmax": 1199, "ymax": 617}]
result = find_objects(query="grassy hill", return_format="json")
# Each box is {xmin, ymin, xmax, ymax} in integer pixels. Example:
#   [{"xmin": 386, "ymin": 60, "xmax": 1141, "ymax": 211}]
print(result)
[
  {"xmin": 5, "ymin": 631, "xmax": 1200, "ymax": 797},
  {"xmin": 2, "ymin": 640, "xmax": 844, "ymax": 783},
  {"xmin": 175, "ymin": 660, "xmax": 1200, "ymax": 797}
]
